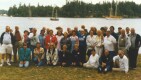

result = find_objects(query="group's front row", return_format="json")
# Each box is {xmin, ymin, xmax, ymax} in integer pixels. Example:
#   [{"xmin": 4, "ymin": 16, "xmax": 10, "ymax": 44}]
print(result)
[{"xmin": 15, "ymin": 42, "xmax": 128, "ymax": 73}]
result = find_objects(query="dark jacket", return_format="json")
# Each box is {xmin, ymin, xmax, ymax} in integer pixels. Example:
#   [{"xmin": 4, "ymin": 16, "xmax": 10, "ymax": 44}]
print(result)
[
  {"xmin": 99, "ymin": 54, "xmax": 113, "ymax": 69},
  {"xmin": 59, "ymin": 50, "xmax": 72, "ymax": 65}
]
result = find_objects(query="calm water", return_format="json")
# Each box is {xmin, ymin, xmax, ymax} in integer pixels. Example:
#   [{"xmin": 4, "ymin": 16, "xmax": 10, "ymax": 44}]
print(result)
[{"xmin": 0, "ymin": 17, "xmax": 141, "ymax": 53}]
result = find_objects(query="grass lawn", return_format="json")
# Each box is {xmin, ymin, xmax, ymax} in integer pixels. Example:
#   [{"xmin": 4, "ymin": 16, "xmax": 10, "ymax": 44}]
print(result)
[{"xmin": 0, "ymin": 55, "xmax": 141, "ymax": 80}]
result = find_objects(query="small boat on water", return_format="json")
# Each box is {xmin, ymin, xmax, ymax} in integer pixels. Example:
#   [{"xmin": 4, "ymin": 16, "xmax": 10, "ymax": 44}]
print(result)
[{"xmin": 50, "ymin": 7, "xmax": 59, "ymax": 21}]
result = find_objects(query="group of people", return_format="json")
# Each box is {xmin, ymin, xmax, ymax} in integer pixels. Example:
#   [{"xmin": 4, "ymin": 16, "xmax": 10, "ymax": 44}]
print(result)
[{"xmin": 0, "ymin": 25, "xmax": 140, "ymax": 74}]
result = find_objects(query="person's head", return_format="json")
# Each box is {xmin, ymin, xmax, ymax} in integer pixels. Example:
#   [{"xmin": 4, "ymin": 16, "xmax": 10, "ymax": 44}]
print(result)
[
  {"xmin": 118, "ymin": 27, "xmax": 122, "ymax": 33},
  {"xmin": 74, "ymin": 27, "xmax": 78, "ymax": 31},
  {"xmin": 110, "ymin": 26, "xmax": 114, "ymax": 32},
  {"xmin": 42, "ymin": 27, "xmax": 46, "ymax": 31},
  {"xmin": 64, "ymin": 32, "xmax": 68, "ymax": 38},
  {"xmin": 36, "ymin": 42, "xmax": 41, "ymax": 48},
  {"xmin": 74, "ymin": 44, "xmax": 79, "ymax": 50},
  {"xmin": 33, "ymin": 28, "xmax": 37, "ymax": 34},
  {"xmin": 67, "ymin": 28, "xmax": 71, "ymax": 32},
  {"xmin": 49, "ymin": 30, "xmax": 53, "ymax": 35},
  {"xmin": 97, "ymin": 30, "xmax": 102, "ymax": 36},
  {"xmin": 23, "ymin": 43, "xmax": 27, "ymax": 49},
  {"xmin": 126, "ymin": 27, "xmax": 130, "ymax": 34},
  {"xmin": 24, "ymin": 30, "xmax": 29, "ymax": 35},
  {"xmin": 81, "ymin": 25, "xmax": 85, "ymax": 29},
  {"xmin": 49, "ymin": 43, "xmax": 55, "ymax": 49},
  {"xmin": 131, "ymin": 28, "xmax": 135, "ymax": 35},
  {"xmin": 72, "ymin": 30, "xmax": 76, "ymax": 36},
  {"xmin": 62, "ymin": 44, "xmax": 67, "ymax": 51},
  {"xmin": 118, "ymin": 50, "xmax": 124, "ymax": 58},
  {"xmin": 57, "ymin": 30, "xmax": 62, "ymax": 36},
  {"xmin": 40, "ymin": 29, "xmax": 45, "ymax": 35},
  {"xmin": 80, "ymin": 29, "xmax": 85, "ymax": 35},
  {"xmin": 6, "ymin": 26, "xmax": 10, "ymax": 32},
  {"xmin": 104, "ymin": 49, "xmax": 109, "ymax": 56},
  {"xmin": 89, "ymin": 30, "xmax": 94, "ymax": 36},
  {"xmin": 106, "ymin": 29, "xmax": 111, "ymax": 37},
  {"xmin": 91, "ymin": 49, "xmax": 96, "ymax": 56},
  {"xmin": 15, "ymin": 26, "xmax": 19, "ymax": 31},
  {"xmin": 29, "ymin": 28, "xmax": 33, "ymax": 32},
  {"xmin": 121, "ymin": 29, "xmax": 125, "ymax": 36}
]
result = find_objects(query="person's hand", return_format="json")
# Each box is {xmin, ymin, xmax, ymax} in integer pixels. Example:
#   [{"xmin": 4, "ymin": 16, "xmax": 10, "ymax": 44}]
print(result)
[
  {"xmin": 102, "ymin": 62, "xmax": 106, "ymax": 67},
  {"xmin": 20, "ymin": 61, "xmax": 24, "ymax": 64}
]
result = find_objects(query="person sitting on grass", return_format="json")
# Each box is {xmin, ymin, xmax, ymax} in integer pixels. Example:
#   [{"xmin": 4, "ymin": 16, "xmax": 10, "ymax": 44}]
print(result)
[
  {"xmin": 98, "ymin": 49, "xmax": 113, "ymax": 73},
  {"xmin": 46, "ymin": 43, "xmax": 58, "ymax": 66},
  {"xmin": 59, "ymin": 44, "xmax": 72, "ymax": 67},
  {"xmin": 18, "ymin": 43, "xmax": 31, "ymax": 68},
  {"xmin": 34, "ymin": 42, "xmax": 45, "ymax": 67},
  {"xmin": 113, "ymin": 50, "xmax": 129, "ymax": 74},
  {"xmin": 72, "ymin": 44, "xmax": 82, "ymax": 66},
  {"xmin": 83, "ymin": 49, "xmax": 99, "ymax": 68}
]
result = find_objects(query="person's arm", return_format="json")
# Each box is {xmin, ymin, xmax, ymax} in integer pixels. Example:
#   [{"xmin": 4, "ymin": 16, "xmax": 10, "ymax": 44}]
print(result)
[
  {"xmin": 18, "ymin": 48, "xmax": 23, "ymax": 61},
  {"xmin": 86, "ymin": 36, "xmax": 91, "ymax": 48},
  {"xmin": 111, "ymin": 36, "xmax": 117, "ymax": 44},
  {"xmin": 124, "ymin": 58, "xmax": 129, "ymax": 73},
  {"xmin": 126, "ymin": 36, "xmax": 131, "ymax": 50},
  {"xmin": 41, "ymin": 48, "xmax": 45, "ymax": 59}
]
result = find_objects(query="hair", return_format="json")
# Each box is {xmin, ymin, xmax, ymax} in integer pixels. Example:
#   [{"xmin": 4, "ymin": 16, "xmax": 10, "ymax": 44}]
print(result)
[
  {"xmin": 110, "ymin": 26, "xmax": 115, "ymax": 30},
  {"xmin": 23, "ymin": 42, "xmax": 27, "ymax": 47}
]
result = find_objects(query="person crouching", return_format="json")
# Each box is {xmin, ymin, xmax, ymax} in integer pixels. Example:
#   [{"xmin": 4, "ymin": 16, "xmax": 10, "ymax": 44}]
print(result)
[
  {"xmin": 33, "ymin": 42, "xmax": 45, "ymax": 67},
  {"xmin": 98, "ymin": 49, "xmax": 113, "ymax": 73},
  {"xmin": 46, "ymin": 43, "xmax": 58, "ymax": 66},
  {"xmin": 18, "ymin": 43, "xmax": 31, "ymax": 68},
  {"xmin": 83, "ymin": 49, "xmax": 99, "ymax": 68}
]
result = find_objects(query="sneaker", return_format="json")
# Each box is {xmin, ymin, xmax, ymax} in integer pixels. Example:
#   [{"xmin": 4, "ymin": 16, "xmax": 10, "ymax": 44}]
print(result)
[
  {"xmin": 0, "ymin": 64, "xmax": 4, "ymax": 67},
  {"xmin": 7, "ymin": 62, "xmax": 11, "ymax": 66}
]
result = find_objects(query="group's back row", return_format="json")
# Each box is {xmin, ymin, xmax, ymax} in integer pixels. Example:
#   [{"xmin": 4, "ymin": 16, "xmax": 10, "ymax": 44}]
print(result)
[{"xmin": 0, "ymin": 25, "xmax": 140, "ymax": 74}]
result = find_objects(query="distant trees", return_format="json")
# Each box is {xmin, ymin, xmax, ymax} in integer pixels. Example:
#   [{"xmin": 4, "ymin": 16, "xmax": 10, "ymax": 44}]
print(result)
[{"xmin": 7, "ymin": 1, "xmax": 141, "ymax": 18}]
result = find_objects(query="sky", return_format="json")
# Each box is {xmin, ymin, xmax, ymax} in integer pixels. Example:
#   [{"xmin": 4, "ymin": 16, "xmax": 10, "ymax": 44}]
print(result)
[{"xmin": 0, "ymin": 0, "xmax": 141, "ymax": 10}]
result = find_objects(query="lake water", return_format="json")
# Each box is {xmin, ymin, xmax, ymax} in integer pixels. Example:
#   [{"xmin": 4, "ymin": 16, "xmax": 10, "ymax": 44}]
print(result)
[{"xmin": 0, "ymin": 17, "xmax": 141, "ymax": 53}]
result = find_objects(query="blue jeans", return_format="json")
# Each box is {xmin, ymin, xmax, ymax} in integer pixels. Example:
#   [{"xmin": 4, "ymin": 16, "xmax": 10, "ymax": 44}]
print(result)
[
  {"xmin": 19, "ymin": 61, "xmax": 29, "ymax": 68},
  {"xmin": 34, "ymin": 57, "xmax": 43, "ymax": 66}
]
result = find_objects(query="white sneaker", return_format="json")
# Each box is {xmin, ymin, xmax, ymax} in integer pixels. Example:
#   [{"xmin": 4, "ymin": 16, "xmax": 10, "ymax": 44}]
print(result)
[
  {"xmin": 0, "ymin": 64, "xmax": 4, "ymax": 67},
  {"xmin": 7, "ymin": 62, "xmax": 11, "ymax": 66}
]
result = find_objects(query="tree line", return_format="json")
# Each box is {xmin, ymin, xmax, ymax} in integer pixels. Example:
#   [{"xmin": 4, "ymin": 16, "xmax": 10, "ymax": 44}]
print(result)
[{"xmin": 7, "ymin": 0, "xmax": 141, "ymax": 18}]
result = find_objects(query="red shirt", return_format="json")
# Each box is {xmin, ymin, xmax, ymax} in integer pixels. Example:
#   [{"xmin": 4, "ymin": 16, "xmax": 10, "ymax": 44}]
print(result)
[{"xmin": 45, "ymin": 34, "xmax": 57, "ymax": 49}]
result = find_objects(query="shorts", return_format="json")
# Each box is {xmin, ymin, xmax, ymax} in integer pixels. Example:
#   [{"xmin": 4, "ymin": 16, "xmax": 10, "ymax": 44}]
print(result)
[{"xmin": 0, "ymin": 44, "xmax": 13, "ymax": 54}]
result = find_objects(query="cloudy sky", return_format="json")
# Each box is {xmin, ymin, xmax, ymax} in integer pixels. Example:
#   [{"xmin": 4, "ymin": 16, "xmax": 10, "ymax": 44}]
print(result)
[{"xmin": 0, "ymin": 0, "xmax": 140, "ymax": 10}]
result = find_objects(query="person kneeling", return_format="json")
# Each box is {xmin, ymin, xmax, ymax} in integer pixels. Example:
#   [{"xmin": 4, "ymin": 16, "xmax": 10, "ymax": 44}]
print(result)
[
  {"xmin": 34, "ymin": 42, "xmax": 45, "ymax": 67},
  {"xmin": 72, "ymin": 44, "xmax": 83, "ymax": 66},
  {"xmin": 46, "ymin": 43, "xmax": 58, "ymax": 66},
  {"xmin": 59, "ymin": 45, "xmax": 72, "ymax": 67},
  {"xmin": 113, "ymin": 50, "xmax": 129, "ymax": 74},
  {"xmin": 18, "ymin": 43, "xmax": 31, "ymax": 68},
  {"xmin": 98, "ymin": 50, "xmax": 113, "ymax": 73},
  {"xmin": 83, "ymin": 49, "xmax": 99, "ymax": 68}
]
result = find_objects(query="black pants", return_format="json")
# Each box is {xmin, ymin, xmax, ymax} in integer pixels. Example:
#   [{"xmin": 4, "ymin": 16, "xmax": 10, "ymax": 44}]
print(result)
[
  {"xmin": 128, "ymin": 48, "xmax": 139, "ymax": 68},
  {"xmin": 79, "ymin": 46, "xmax": 86, "ymax": 63}
]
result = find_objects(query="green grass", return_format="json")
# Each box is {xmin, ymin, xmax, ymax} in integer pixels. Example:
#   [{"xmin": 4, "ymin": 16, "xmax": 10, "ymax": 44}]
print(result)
[{"xmin": 0, "ymin": 55, "xmax": 141, "ymax": 80}]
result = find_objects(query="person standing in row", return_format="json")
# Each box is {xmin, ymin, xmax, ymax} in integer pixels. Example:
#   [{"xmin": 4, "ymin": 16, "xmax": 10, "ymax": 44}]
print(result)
[
  {"xmin": 0, "ymin": 26, "xmax": 15, "ymax": 66},
  {"xmin": 128, "ymin": 28, "xmax": 141, "ymax": 69},
  {"xmin": 78, "ymin": 29, "xmax": 87, "ymax": 63},
  {"xmin": 13, "ymin": 26, "xmax": 23, "ymax": 62},
  {"xmin": 29, "ymin": 28, "xmax": 39, "ymax": 61},
  {"xmin": 60, "ymin": 32, "xmax": 72, "ymax": 52},
  {"xmin": 86, "ymin": 30, "xmax": 96, "ymax": 58},
  {"xmin": 104, "ymin": 30, "xmax": 117, "ymax": 58},
  {"xmin": 118, "ymin": 29, "xmax": 131, "ymax": 57},
  {"xmin": 95, "ymin": 30, "xmax": 104, "ymax": 57},
  {"xmin": 45, "ymin": 30, "xmax": 57, "ymax": 50}
]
